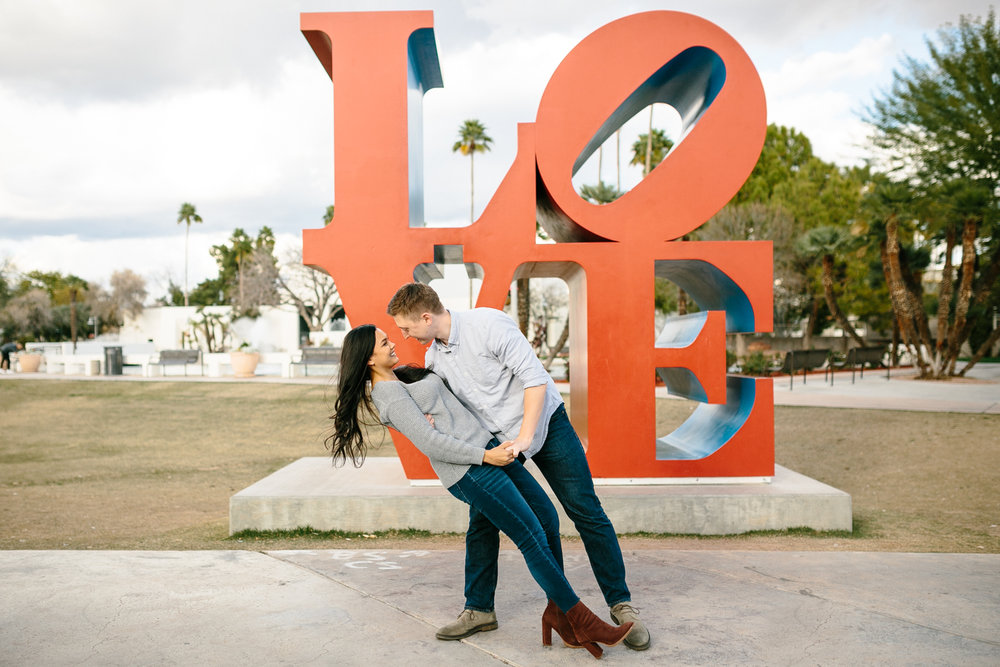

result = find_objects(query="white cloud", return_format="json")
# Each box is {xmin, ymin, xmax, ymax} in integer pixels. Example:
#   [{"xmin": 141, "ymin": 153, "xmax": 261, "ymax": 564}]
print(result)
[
  {"xmin": 0, "ymin": 0, "xmax": 990, "ymax": 282},
  {"xmin": 761, "ymin": 34, "xmax": 896, "ymax": 165},
  {"xmin": 0, "ymin": 56, "xmax": 332, "ymax": 231},
  {"xmin": 762, "ymin": 34, "xmax": 895, "ymax": 98}
]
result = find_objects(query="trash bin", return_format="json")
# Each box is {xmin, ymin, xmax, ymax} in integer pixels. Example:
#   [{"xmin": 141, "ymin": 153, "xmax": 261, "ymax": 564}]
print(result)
[{"xmin": 104, "ymin": 346, "xmax": 123, "ymax": 375}]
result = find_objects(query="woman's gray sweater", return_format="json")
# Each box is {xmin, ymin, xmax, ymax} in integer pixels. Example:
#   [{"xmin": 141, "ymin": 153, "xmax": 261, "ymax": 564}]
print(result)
[{"xmin": 370, "ymin": 373, "xmax": 494, "ymax": 488}]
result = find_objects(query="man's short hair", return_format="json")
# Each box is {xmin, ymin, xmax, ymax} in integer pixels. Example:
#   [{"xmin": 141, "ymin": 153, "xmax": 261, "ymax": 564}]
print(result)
[{"xmin": 387, "ymin": 283, "xmax": 445, "ymax": 318}]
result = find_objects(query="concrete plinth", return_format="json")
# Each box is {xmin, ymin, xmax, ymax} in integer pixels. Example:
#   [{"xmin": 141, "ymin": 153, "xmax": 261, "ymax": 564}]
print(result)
[{"xmin": 230, "ymin": 457, "xmax": 851, "ymax": 536}]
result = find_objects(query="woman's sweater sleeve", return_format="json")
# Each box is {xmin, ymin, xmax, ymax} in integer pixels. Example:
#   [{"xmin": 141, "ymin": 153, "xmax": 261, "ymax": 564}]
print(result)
[{"xmin": 374, "ymin": 384, "xmax": 487, "ymax": 466}]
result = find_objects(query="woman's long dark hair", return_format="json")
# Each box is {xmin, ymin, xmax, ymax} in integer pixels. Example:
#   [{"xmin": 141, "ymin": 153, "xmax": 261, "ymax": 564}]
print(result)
[
  {"xmin": 327, "ymin": 324, "xmax": 379, "ymax": 467},
  {"xmin": 325, "ymin": 324, "xmax": 435, "ymax": 467}
]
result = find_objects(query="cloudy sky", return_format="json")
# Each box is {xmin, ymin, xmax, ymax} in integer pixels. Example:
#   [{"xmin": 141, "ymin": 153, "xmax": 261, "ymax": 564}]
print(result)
[{"xmin": 0, "ymin": 0, "xmax": 992, "ymax": 299}]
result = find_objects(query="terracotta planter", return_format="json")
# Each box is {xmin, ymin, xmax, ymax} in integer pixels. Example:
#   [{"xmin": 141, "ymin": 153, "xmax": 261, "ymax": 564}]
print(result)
[
  {"xmin": 230, "ymin": 351, "xmax": 260, "ymax": 378},
  {"xmin": 18, "ymin": 352, "xmax": 43, "ymax": 373}
]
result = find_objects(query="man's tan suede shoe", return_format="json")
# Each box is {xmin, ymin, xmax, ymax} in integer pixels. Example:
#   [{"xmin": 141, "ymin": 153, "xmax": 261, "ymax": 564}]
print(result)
[
  {"xmin": 610, "ymin": 602, "xmax": 650, "ymax": 650},
  {"xmin": 435, "ymin": 609, "xmax": 499, "ymax": 640}
]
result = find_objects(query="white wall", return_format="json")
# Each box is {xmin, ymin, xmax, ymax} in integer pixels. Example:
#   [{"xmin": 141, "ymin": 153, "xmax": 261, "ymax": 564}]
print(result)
[{"xmin": 121, "ymin": 305, "xmax": 300, "ymax": 352}]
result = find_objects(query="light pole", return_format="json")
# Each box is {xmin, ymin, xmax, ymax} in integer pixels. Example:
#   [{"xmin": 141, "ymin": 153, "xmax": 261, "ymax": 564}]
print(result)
[{"xmin": 87, "ymin": 316, "xmax": 97, "ymax": 339}]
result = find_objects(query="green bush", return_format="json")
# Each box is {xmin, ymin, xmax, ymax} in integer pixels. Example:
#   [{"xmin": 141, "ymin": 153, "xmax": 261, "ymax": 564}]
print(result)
[{"xmin": 740, "ymin": 351, "xmax": 773, "ymax": 376}]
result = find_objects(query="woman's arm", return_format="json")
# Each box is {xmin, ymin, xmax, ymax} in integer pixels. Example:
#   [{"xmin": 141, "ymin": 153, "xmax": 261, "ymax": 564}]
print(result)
[{"xmin": 375, "ymin": 385, "xmax": 493, "ymax": 466}]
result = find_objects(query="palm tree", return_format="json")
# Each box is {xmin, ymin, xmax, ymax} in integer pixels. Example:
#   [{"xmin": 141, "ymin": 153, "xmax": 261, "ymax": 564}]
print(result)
[
  {"xmin": 630, "ymin": 128, "xmax": 674, "ymax": 177},
  {"xmin": 797, "ymin": 226, "xmax": 866, "ymax": 348},
  {"xmin": 452, "ymin": 119, "xmax": 493, "ymax": 222},
  {"xmin": 177, "ymin": 203, "xmax": 203, "ymax": 307},
  {"xmin": 580, "ymin": 182, "xmax": 623, "ymax": 204}
]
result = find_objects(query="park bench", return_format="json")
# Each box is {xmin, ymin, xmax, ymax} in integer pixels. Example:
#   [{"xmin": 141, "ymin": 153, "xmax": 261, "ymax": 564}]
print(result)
[
  {"xmin": 291, "ymin": 347, "xmax": 340, "ymax": 377},
  {"xmin": 772, "ymin": 348, "xmax": 830, "ymax": 389},
  {"xmin": 154, "ymin": 349, "xmax": 204, "ymax": 376},
  {"xmin": 826, "ymin": 346, "xmax": 889, "ymax": 385}
]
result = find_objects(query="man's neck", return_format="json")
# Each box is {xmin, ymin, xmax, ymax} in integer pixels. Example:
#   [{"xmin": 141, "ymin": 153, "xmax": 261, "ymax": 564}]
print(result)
[{"xmin": 434, "ymin": 310, "xmax": 452, "ymax": 345}]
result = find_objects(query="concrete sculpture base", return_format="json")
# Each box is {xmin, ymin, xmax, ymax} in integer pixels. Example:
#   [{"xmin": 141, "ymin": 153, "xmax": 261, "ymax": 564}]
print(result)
[{"xmin": 230, "ymin": 458, "xmax": 851, "ymax": 536}]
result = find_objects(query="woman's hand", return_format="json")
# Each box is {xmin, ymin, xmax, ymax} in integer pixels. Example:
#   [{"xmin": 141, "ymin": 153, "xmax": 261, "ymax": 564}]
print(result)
[{"xmin": 483, "ymin": 447, "xmax": 515, "ymax": 466}]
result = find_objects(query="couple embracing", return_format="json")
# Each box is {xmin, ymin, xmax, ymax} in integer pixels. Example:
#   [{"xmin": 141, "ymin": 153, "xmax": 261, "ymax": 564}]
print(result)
[{"xmin": 329, "ymin": 283, "xmax": 649, "ymax": 659}]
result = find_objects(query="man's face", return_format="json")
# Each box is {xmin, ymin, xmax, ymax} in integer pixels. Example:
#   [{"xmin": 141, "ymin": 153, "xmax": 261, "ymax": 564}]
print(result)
[{"xmin": 392, "ymin": 312, "xmax": 435, "ymax": 344}]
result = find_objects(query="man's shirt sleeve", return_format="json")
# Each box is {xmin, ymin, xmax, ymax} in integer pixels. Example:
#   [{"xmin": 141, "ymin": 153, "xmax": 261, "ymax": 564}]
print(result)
[{"xmin": 486, "ymin": 311, "xmax": 550, "ymax": 389}]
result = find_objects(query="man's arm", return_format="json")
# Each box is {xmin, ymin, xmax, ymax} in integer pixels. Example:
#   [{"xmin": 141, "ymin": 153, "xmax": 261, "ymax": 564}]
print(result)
[{"xmin": 504, "ymin": 384, "xmax": 546, "ymax": 456}]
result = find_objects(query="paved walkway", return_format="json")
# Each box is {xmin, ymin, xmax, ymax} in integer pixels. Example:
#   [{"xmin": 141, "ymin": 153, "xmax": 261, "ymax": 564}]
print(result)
[
  {"xmin": 2, "ymin": 365, "xmax": 998, "ymax": 664},
  {"xmin": 2, "ymin": 549, "xmax": 997, "ymax": 665}
]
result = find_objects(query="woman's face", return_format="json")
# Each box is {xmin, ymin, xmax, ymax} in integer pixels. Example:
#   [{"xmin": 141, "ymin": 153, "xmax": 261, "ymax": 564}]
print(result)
[{"xmin": 368, "ymin": 328, "xmax": 398, "ymax": 371}]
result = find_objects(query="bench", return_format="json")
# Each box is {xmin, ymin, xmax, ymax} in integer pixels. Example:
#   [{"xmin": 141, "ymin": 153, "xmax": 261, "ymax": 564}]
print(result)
[
  {"xmin": 826, "ymin": 346, "xmax": 888, "ymax": 385},
  {"xmin": 154, "ymin": 349, "xmax": 204, "ymax": 376},
  {"xmin": 291, "ymin": 347, "xmax": 340, "ymax": 377},
  {"xmin": 772, "ymin": 348, "xmax": 830, "ymax": 389}
]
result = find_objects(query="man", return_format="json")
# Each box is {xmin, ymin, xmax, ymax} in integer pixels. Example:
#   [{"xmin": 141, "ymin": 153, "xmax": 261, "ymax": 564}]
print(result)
[
  {"xmin": 0, "ymin": 341, "xmax": 24, "ymax": 373},
  {"xmin": 387, "ymin": 283, "xmax": 649, "ymax": 650}
]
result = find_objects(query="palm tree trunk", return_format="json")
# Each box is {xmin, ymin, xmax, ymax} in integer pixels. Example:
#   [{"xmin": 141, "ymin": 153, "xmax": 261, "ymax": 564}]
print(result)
[
  {"xmin": 615, "ymin": 129, "xmax": 621, "ymax": 191},
  {"xmin": 645, "ymin": 106, "xmax": 653, "ymax": 177},
  {"xmin": 891, "ymin": 317, "xmax": 901, "ymax": 367},
  {"xmin": 70, "ymin": 289, "xmax": 78, "ymax": 352},
  {"xmin": 934, "ymin": 225, "xmax": 956, "ymax": 360},
  {"xmin": 821, "ymin": 254, "xmax": 865, "ymax": 348},
  {"xmin": 944, "ymin": 217, "xmax": 978, "ymax": 372},
  {"xmin": 469, "ymin": 151, "xmax": 475, "ymax": 223},
  {"xmin": 959, "ymin": 325, "xmax": 1000, "ymax": 376},
  {"xmin": 184, "ymin": 222, "xmax": 190, "ymax": 307},
  {"xmin": 804, "ymin": 297, "xmax": 818, "ymax": 349},
  {"xmin": 543, "ymin": 318, "xmax": 570, "ymax": 372},
  {"xmin": 597, "ymin": 145, "xmax": 603, "ymax": 185},
  {"xmin": 516, "ymin": 278, "xmax": 530, "ymax": 337},
  {"xmin": 884, "ymin": 216, "xmax": 929, "ymax": 376}
]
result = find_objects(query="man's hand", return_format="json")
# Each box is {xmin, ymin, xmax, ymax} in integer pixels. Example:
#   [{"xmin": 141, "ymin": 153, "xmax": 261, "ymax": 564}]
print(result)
[
  {"xmin": 502, "ymin": 437, "xmax": 531, "ymax": 458},
  {"xmin": 483, "ymin": 447, "xmax": 515, "ymax": 466}
]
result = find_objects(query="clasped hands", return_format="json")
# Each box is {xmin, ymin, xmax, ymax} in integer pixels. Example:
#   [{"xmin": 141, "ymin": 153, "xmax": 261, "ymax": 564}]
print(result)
[
  {"xmin": 483, "ymin": 439, "xmax": 528, "ymax": 466},
  {"xmin": 423, "ymin": 414, "xmax": 526, "ymax": 467}
]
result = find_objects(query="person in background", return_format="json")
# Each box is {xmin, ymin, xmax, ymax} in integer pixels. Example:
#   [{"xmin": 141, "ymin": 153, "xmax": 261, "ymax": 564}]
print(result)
[{"xmin": 0, "ymin": 341, "xmax": 24, "ymax": 374}]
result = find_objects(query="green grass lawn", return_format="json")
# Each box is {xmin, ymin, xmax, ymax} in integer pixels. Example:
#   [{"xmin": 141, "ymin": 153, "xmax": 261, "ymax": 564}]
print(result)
[{"xmin": 2, "ymin": 379, "xmax": 998, "ymax": 552}]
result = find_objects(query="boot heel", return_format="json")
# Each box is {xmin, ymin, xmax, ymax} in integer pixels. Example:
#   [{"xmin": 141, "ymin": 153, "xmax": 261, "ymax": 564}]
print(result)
[
  {"xmin": 583, "ymin": 642, "xmax": 603, "ymax": 659},
  {"xmin": 542, "ymin": 620, "xmax": 552, "ymax": 646}
]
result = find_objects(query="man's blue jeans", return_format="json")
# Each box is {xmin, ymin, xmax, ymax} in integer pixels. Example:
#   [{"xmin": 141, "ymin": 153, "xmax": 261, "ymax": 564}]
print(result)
[
  {"xmin": 449, "ymin": 444, "xmax": 578, "ymax": 613},
  {"xmin": 464, "ymin": 405, "xmax": 631, "ymax": 612}
]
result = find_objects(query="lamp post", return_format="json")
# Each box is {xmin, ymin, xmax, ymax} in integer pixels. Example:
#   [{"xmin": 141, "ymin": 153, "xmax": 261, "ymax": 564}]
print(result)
[{"xmin": 87, "ymin": 316, "xmax": 97, "ymax": 339}]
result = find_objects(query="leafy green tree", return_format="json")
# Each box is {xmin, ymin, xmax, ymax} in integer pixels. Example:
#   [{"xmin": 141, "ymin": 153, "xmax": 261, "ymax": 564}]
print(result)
[
  {"xmin": 733, "ymin": 125, "xmax": 813, "ymax": 205},
  {"xmin": 11, "ymin": 271, "xmax": 90, "ymax": 345},
  {"xmin": 452, "ymin": 119, "xmax": 493, "ymax": 222},
  {"xmin": 865, "ymin": 10, "xmax": 1000, "ymax": 188},
  {"xmin": 0, "ymin": 257, "xmax": 13, "ymax": 310},
  {"xmin": 322, "ymin": 205, "xmax": 335, "ymax": 225},
  {"xmin": 725, "ymin": 124, "xmax": 874, "ymax": 341},
  {"xmin": 177, "ymin": 202, "xmax": 203, "ymax": 307},
  {"xmin": 0, "ymin": 289, "xmax": 53, "ymax": 341},
  {"xmin": 209, "ymin": 227, "xmax": 279, "ymax": 318},
  {"xmin": 863, "ymin": 10, "xmax": 1000, "ymax": 377}
]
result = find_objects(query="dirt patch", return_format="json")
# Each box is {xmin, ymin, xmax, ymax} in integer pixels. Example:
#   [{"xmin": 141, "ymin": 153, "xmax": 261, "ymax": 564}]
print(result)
[{"xmin": 2, "ymin": 379, "xmax": 998, "ymax": 553}]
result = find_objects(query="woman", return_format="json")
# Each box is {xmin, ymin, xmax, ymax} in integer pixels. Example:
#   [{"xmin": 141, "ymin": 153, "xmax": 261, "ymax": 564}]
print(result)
[{"xmin": 328, "ymin": 324, "xmax": 631, "ymax": 659}]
